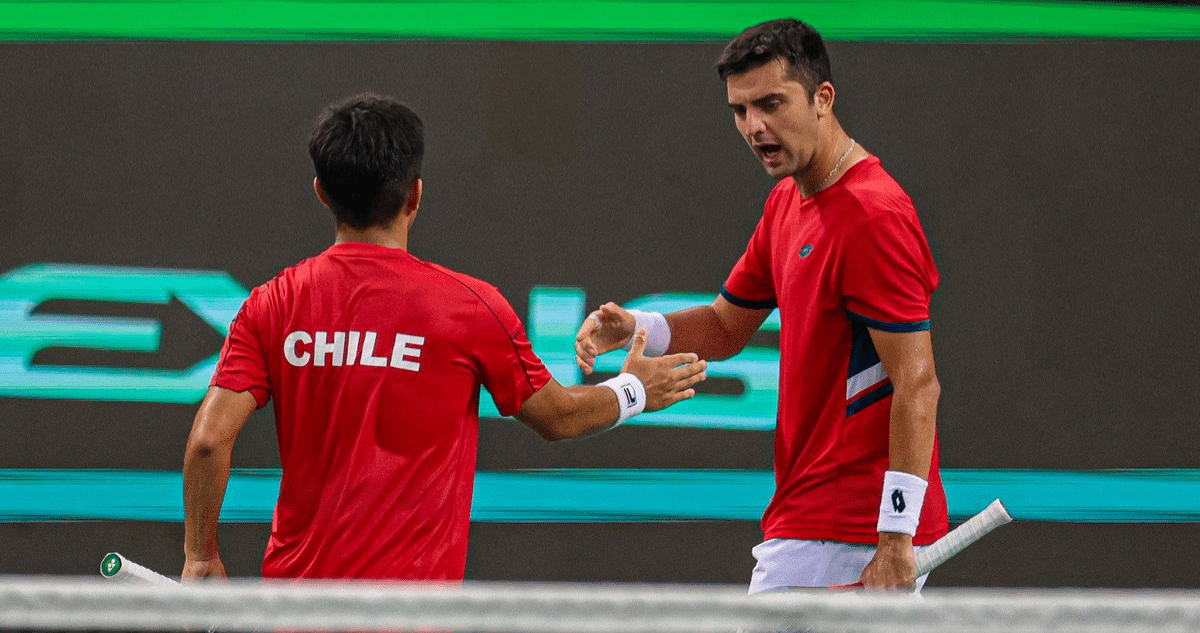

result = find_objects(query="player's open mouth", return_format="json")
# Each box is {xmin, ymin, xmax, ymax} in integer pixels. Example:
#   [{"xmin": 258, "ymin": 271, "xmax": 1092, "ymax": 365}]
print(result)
[{"xmin": 757, "ymin": 144, "xmax": 782, "ymax": 162}]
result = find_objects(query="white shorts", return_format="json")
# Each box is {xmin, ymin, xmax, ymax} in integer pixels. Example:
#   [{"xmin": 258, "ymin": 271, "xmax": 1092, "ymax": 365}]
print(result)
[{"xmin": 748, "ymin": 538, "xmax": 930, "ymax": 594}]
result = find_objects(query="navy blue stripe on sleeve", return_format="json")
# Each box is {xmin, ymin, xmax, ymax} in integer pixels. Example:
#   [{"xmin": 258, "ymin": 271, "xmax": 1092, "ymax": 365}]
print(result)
[
  {"xmin": 847, "ymin": 381, "xmax": 894, "ymax": 417},
  {"xmin": 845, "ymin": 310, "xmax": 931, "ymax": 333},
  {"xmin": 720, "ymin": 286, "xmax": 778, "ymax": 310}
]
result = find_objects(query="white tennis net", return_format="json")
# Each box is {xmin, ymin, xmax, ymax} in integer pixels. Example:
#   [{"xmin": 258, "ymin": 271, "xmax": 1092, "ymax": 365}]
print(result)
[{"xmin": 2, "ymin": 577, "xmax": 1199, "ymax": 633}]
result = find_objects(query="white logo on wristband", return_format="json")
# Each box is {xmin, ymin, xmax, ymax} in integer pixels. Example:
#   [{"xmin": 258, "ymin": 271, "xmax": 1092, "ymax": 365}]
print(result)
[
  {"xmin": 599, "ymin": 373, "xmax": 647, "ymax": 425},
  {"xmin": 877, "ymin": 470, "xmax": 928, "ymax": 536}
]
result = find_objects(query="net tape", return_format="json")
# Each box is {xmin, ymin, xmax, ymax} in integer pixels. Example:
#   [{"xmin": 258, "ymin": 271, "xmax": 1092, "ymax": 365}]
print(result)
[{"xmin": 2, "ymin": 578, "xmax": 1200, "ymax": 633}]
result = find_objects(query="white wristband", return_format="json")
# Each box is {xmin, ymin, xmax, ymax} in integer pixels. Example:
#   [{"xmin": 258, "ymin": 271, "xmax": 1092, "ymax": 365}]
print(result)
[
  {"xmin": 877, "ymin": 470, "xmax": 928, "ymax": 536},
  {"xmin": 598, "ymin": 373, "xmax": 647, "ymax": 425},
  {"xmin": 621, "ymin": 309, "xmax": 671, "ymax": 357}
]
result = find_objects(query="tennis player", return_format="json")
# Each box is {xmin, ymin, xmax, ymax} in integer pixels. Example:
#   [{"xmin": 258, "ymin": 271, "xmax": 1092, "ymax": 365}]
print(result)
[
  {"xmin": 182, "ymin": 94, "xmax": 707, "ymax": 581},
  {"xmin": 575, "ymin": 19, "xmax": 948, "ymax": 592}
]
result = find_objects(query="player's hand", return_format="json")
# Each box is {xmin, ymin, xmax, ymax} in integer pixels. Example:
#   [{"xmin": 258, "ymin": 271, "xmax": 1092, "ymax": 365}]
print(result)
[
  {"xmin": 857, "ymin": 532, "xmax": 917, "ymax": 591},
  {"xmin": 181, "ymin": 555, "xmax": 228, "ymax": 581},
  {"xmin": 620, "ymin": 329, "xmax": 706, "ymax": 412},
  {"xmin": 575, "ymin": 302, "xmax": 636, "ymax": 374}
]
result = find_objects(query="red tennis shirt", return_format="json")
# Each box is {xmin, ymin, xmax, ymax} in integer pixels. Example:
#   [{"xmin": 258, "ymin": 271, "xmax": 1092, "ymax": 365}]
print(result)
[
  {"xmin": 722, "ymin": 156, "xmax": 949, "ymax": 545},
  {"xmin": 211, "ymin": 241, "xmax": 551, "ymax": 580}
]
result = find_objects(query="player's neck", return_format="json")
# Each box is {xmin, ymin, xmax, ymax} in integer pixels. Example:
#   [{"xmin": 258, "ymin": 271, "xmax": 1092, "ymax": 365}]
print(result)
[
  {"xmin": 334, "ymin": 222, "xmax": 409, "ymax": 250},
  {"xmin": 795, "ymin": 130, "xmax": 861, "ymax": 197}
]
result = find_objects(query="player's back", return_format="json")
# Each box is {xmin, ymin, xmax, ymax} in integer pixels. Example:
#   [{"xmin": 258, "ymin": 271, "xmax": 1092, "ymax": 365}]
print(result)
[{"xmin": 225, "ymin": 241, "xmax": 538, "ymax": 580}]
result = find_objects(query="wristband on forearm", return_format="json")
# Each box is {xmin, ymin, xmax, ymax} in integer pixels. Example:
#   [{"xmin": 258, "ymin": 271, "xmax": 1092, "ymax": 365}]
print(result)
[
  {"xmin": 598, "ymin": 373, "xmax": 647, "ymax": 425},
  {"xmin": 621, "ymin": 309, "xmax": 671, "ymax": 357},
  {"xmin": 877, "ymin": 470, "xmax": 928, "ymax": 536}
]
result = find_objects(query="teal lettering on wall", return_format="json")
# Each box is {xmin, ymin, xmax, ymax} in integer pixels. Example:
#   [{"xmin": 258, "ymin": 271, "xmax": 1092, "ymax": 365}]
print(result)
[{"xmin": 0, "ymin": 267, "xmax": 781, "ymax": 429}]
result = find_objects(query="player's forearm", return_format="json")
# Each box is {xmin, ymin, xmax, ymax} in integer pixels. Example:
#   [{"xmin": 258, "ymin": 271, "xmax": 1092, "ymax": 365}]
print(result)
[
  {"xmin": 887, "ymin": 372, "xmax": 940, "ymax": 478},
  {"xmin": 875, "ymin": 378, "xmax": 937, "ymax": 552},
  {"xmin": 665, "ymin": 306, "xmax": 746, "ymax": 360},
  {"xmin": 519, "ymin": 384, "xmax": 619, "ymax": 441},
  {"xmin": 559, "ymin": 385, "xmax": 623, "ymax": 437},
  {"xmin": 182, "ymin": 438, "xmax": 233, "ymax": 560}
]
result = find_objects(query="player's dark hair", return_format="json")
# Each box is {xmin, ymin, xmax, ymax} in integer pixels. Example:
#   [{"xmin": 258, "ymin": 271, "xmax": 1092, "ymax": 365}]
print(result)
[
  {"xmin": 715, "ymin": 19, "xmax": 833, "ymax": 99},
  {"xmin": 308, "ymin": 94, "xmax": 424, "ymax": 229}
]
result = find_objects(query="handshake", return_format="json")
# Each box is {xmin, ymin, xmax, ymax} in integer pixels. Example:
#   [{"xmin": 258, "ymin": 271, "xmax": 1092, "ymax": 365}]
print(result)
[{"xmin": 573, "ymin": 302, "xmax": 705, "ymax": 417}]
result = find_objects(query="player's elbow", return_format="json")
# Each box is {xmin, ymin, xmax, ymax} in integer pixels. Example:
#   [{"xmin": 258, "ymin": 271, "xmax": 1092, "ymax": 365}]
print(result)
[
  {"xmin": 919, "ymin": 372, "xmax": 941, "ymax": 404},
  {"xmin": 533, "ymin": 422, "xmax": 575, "ymax": 442},
  {"xmin": 184, "ymin": 426, "xmax": 231, "ymax": 461},
  {"xmin": 185, "ymin": 436, "xmax": 217, "ymax": 461},
  {"xmin": 705, "ymin": 342, "xmax": 743, "ymax": 362},
  {"xmin": 896, "ymin": 370, "xmax": 940, "ymax": 408}
]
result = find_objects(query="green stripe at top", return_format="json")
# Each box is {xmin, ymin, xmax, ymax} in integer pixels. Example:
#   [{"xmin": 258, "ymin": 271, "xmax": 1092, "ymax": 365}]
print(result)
[
  {"xmin": 4, "ymin": 468, "xmax": 1200, "ymax": 523},
  {"xmin": 0, "ymin": 1, "xmax": 1198, "ymax": 42}
]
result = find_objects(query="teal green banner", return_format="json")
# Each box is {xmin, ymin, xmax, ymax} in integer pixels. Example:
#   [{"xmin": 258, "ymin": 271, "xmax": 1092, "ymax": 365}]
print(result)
[
  {"xmin": 0, "ymin": 263, "xmax": 784, "ymax": 430},
  {"xmin": 3, "ymin": 468, "xmax": 1200, "ymax": 523},
  {"xmin": 0, "ymin": 1, "xmax": 1198, "ymax": 42}
]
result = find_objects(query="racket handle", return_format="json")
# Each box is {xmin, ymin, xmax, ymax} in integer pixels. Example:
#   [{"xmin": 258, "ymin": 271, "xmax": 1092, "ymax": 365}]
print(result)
[
  {"xmin": 915, "ymin": 499, "xmax": 1012, "ymax": 577},
  {"xmin": 101, "ymin": 553, "xmax": 218, "ymax": 632},
  {"xmin": 100, "ymin": 552, "xmax": 179, "ymax": 586},
  {"xmin": 823, "ymin": 498, "xmax": 1013, "ymax": 591}
]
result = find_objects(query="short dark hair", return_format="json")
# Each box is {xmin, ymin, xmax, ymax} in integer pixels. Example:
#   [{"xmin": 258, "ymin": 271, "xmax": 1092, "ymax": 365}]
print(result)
[
  {"xmin": 715, "ymin": 19, "xmax": 833, "ymax": 98},
  {"xmin": 308, "ymin": 94, "xmax": 424, "ymax": 229}
]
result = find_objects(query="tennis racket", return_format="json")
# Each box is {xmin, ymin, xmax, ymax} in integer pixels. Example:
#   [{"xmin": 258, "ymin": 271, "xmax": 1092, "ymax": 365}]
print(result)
[
  {"xmin": 829, "ymin": 498, "xmax": 1012, "ymax": 590},
  {"xmin": 101, "ymin": 552, "xmax": 218, "ymax": 632},
  {"xmin": 100, "ymin": 552, "xmax": 179, "ymax": 585}
]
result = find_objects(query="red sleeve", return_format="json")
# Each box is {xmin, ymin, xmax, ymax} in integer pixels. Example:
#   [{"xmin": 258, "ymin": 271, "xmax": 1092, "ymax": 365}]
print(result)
[
  {"xmin": 841, "ymin": 207, "xmax": 938, "ymax": 331},
  {"xmin": 472, "ymin": 288, "xmax": 552, "ymax": 417},
  {"xmin": 210, "ymin": 286, "xmax": 271, "ymax": 408},
  {"xmin": 721, "ymin": 211, "xmax": 778, "ymax": 310}
]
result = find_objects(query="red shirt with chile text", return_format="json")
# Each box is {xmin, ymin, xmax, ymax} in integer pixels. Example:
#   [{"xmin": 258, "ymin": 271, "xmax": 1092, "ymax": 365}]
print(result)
[{"xmin": 212, "ymin": 242, "xmax": 551, "ymax": 580}]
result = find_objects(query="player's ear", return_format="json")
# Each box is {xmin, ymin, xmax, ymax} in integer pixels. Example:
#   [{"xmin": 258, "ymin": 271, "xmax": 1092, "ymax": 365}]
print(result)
[
  {"xmin": 813, "ymin": 81, "xmax": 835, "ymax": 117},
  {"xmin": 312, "ymin": 177, "xmax": 331, "ymax": 208},
  {"xmin": 402, "ymin": 178, "xmax": 422, "ymax": 228}
]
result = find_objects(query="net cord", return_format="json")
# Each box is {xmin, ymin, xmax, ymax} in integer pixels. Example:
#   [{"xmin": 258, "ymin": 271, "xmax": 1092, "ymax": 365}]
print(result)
[{"xmin": 3, "ymin": 578, "xmax": 1200, "ymax": 633}]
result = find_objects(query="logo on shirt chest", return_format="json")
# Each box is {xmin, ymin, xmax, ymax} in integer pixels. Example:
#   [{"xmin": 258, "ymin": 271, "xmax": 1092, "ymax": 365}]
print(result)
[{"xmin": 798, "ymin": 244, "xmax": 814, "ymax": 258}]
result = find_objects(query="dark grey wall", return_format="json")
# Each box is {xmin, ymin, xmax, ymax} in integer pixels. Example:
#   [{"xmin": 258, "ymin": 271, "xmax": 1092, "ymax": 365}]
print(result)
[{"xmin": 1, "ymin": 39, "xmax": 1197, "ymax": 587}]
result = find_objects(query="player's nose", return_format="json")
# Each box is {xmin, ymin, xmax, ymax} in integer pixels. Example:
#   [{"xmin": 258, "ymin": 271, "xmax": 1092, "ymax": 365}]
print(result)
[{"xmin": 742, "ymin": 111, "xmax": 768, "ymax": 136}]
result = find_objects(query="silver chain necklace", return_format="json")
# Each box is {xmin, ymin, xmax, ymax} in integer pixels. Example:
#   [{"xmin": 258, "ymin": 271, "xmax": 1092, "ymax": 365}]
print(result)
[{"xmin": 816, "ymin": 138, "xmax": 856, "ymax": 192}]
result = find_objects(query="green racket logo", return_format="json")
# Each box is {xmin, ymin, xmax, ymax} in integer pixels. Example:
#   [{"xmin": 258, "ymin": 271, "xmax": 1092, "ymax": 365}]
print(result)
[{"xmin": 100, "ymin": 553, "xmax": 122, "ymax": 577}]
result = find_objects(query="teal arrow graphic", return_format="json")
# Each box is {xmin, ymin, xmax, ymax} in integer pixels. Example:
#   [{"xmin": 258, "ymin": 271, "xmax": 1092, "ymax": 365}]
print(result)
[{"xmin": 0, "ymin": 263, "xmax": 249, "ymax": 403}]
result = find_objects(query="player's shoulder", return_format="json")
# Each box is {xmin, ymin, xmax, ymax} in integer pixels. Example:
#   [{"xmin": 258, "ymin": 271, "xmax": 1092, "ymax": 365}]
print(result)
[
  {"xmin": 838, "ymin": 156, "xmax": 919, "ymax": 223},
  {"xmin": 764, "ymin": 177, "xmax": 801, "ymax": 210},
  {"xmin": 417, "ymin": 260, "xmax": 525, "ymax": 333},
  {"xmin": 846, "ymin": 156, "xmax": 916, "ymax": 208},
  {"xmin": 251, "ymin": 254, "xmax": 322, "ymax": 301},
  {"xmin": 420, "ymin": 260, "xmax": 509, "ymax": 303}
]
